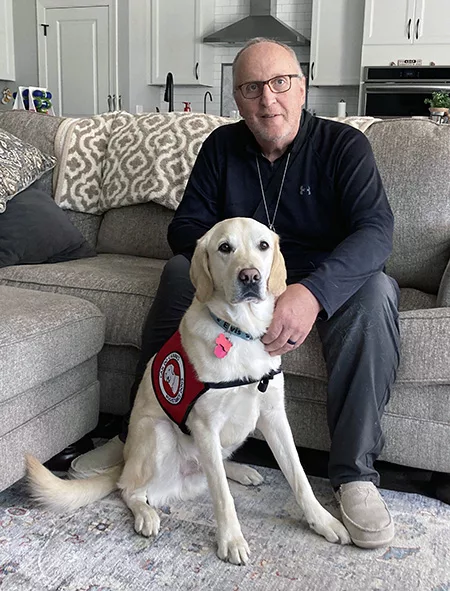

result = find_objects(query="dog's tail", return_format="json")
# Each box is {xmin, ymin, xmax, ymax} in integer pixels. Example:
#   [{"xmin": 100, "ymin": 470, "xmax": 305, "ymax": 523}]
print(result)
[{"xmin": 25, "ymin": 454, "xmax": 122, "ymax": 513}]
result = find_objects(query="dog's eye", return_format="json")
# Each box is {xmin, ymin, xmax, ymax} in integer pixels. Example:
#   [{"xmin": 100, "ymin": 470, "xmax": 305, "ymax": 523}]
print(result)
[
  {"xmin": 259, "ymin": 241, "xmax": 270, "ymax": 251},
  {"xmin": 218, "ymin": 242, "xmax": 233, "ymax": 254}
]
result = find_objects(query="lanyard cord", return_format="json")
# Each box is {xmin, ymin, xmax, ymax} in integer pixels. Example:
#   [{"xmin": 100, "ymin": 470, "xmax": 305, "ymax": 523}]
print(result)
[{"xmin": 255, "ymin": 152, "xmax": 291, "ymax": 232}]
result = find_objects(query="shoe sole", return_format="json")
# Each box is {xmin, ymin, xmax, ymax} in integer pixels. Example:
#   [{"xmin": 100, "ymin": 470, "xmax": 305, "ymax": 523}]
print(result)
[{"xmin": 350, "ymin": 533, "xmax": 394, "ymax": 549}]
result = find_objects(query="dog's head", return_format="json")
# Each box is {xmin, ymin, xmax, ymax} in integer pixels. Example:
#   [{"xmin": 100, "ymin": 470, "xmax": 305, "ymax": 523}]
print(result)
[{"xmin": 190, "ymin": 218, "xmax": 287, "ymax": 304}]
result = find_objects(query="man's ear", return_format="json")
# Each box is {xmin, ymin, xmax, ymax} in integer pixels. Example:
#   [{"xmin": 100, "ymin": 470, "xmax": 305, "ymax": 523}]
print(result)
[
  {"xmin": 190, "ymin": 236, "xmax": 214, "ymax": 303},
  {"xmin": 268, "ymin": 236, "xmax": 287, "ymax": 297}
]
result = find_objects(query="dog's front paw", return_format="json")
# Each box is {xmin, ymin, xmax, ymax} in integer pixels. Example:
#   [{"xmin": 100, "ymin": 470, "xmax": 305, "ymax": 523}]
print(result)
[
  {"xmin": 306, "ymin": 505, "xmax": 351, "ymax": 545},
  {"xmin": 133, "ymin": 504, "xmax": 160, "ymax": 537},
  {"xmin": 217, "ymin": 529, "xmax": 250, "ymax": 565}
]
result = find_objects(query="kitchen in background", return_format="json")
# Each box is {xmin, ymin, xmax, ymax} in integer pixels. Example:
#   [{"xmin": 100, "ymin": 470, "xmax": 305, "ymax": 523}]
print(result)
[{"xmin": 159, "ymin": 0, "xmax": 359, "ymax": 118}]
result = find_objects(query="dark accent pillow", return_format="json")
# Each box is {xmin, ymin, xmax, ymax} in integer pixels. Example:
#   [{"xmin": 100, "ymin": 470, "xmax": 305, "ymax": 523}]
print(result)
[{"xmin": 0, "ymin": 186, "xmax": 97, "ymax": 268}]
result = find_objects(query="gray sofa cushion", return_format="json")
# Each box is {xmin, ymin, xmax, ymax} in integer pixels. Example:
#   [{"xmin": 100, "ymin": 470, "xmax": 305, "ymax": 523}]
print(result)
[
  {"xmin": 366, "ymin": 119, "xmax": 450, "ymax": 294},
  {"xmin": 0, "ymin": 254, "xmax": 165, "ymax": 348},
  {"xmin": 0, "ymin": 286, "xmax": 105, "ymax": 400},
  {"xmin": 281, "ymin": 287, "xmax": 450, "ymax": 384},
  {"xmin": 97, "ymin": 201, "xmax": 174, "ymax": 259},
  {"xmin": 1, "ymin": 357, "xmax": 97, "ymax": 439},
  {"xmin": 65, "ymin": 209, "xmax": 103, "ymax": 250},
  {"xmin": 0, "ymin": 110, "xmax": 63, "ymax": 157}
]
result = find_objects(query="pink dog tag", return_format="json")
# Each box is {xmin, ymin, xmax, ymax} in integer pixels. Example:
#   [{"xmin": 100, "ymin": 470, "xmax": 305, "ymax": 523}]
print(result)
[{"xmin": 214, "ymin": 333, "xmax": 233, "ymax": 358}]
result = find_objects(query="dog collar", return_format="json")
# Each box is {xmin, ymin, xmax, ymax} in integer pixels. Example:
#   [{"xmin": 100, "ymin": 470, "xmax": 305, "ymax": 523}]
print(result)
[{"xmin": 209, "ymin": 311, "xmax": 255, "ymax": 341}]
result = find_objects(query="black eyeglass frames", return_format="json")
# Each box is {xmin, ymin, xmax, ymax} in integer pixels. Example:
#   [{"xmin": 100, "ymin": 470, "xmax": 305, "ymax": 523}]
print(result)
[{"xmin": 236, "ymin": 74, "xmax": 301, "ymax": 99}]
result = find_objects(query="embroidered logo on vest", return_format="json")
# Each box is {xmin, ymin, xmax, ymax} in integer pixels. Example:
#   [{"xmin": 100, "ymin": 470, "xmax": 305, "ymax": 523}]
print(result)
[{"xmin": 158, "ymin": 351, "xmax": 185, "ymax": 405}]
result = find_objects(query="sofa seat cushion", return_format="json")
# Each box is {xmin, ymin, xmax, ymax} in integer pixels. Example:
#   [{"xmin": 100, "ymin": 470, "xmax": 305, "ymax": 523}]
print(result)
[
  {"xmin": 0, "ymin": 286, "xmax": 105, "ymax": 401},
  {"xmin": 281, "ymin": 287, "xmax": 449, "ymax": 385},
  {"xmin": 0, "ymin": 254, "xmax": 165, "ymax": 349}
]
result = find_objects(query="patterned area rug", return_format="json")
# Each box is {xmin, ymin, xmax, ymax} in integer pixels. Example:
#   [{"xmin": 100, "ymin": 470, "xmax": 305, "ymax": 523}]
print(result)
[{"xmin": 0, "ymin": 467, "xmax": 449, "ymax": 591}]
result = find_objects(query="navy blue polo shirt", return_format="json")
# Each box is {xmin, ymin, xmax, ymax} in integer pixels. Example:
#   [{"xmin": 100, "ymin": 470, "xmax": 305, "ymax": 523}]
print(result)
[{"xmin": 167, "ymin": 111, "xmax": 394, "ymax": 319}]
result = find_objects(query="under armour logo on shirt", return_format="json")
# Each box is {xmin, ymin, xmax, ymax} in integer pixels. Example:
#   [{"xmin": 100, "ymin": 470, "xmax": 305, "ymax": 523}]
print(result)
[{"xmin": 300, "ymin": 185, "xmax": 311, "ymax": 195}]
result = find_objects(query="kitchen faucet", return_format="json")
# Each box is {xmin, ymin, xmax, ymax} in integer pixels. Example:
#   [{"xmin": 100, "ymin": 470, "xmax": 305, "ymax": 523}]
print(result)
[
  {"xmin": 164, "ymin": 72, "xmax": 174, "ymax": 112},
  {"xmin": 203, "ymin": 91, "xmax": 213, "ymax": 114}
]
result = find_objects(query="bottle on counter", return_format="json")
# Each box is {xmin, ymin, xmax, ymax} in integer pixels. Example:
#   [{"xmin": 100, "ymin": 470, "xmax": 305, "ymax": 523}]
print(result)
[{"xmin": 183, "ymin": 102, "xmax": 192, "ymax": 112}]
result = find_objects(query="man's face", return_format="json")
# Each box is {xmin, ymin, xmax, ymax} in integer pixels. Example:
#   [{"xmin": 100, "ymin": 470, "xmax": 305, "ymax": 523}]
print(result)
[{"xmin": 233, "ymin": 42, "xmax": 306, "ymax": 148}]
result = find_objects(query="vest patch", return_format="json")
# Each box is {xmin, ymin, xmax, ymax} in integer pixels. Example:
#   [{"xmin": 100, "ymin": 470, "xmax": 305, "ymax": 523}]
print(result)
[{"xmin": 152, "ymin": 331, "xmax": 206, "ymax": 434}]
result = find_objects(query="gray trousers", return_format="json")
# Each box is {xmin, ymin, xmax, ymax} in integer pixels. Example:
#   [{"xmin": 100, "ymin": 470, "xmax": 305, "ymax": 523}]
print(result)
[{"xmin": 122, "ymin": 255, "xmax": 400, "ymax": 489}]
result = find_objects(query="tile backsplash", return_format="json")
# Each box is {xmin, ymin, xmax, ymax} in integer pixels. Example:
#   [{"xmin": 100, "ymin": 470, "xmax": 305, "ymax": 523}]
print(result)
[{"xmin": 160, "ymin": 0, "xmax": 359, "ymax": 117}]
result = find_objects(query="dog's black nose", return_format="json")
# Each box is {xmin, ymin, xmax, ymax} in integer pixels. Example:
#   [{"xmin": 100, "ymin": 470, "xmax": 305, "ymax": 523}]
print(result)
[{"xmin": 238, "ymin": 268, "xmax": 260, "ymax": 285}]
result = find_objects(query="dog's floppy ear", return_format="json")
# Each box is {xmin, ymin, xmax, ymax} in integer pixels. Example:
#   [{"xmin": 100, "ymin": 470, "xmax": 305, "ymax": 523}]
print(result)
[
  {"xmin": 190, "ymin": 236, "xmax": 214, "ymax": 303},
  {"xmin": 268, "ymin": 235, "xmax": 287, "ymax": 297}
]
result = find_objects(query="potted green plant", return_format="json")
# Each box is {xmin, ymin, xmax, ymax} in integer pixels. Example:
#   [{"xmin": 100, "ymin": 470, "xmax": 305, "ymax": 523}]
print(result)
[{"xmin": 424, "ymin": 91, "xmax": 450, "ymax": 115}]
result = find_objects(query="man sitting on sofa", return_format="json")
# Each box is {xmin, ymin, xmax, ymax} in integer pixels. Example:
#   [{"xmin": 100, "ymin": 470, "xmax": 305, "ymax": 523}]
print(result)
[{"xmin": 71, "ymin": 37, "xmax": 400, "ymax": 549}]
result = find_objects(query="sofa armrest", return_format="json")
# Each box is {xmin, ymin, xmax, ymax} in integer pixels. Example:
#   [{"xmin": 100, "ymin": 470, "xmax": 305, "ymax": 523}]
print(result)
[{"xmin": 437, "ymin": 258, "xmax": 450, "ymax": 307}]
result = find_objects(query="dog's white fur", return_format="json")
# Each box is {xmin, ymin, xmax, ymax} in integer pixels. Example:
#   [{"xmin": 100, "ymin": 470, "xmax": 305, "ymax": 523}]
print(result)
[{"xmin": 26, "ymin": 217, "xmax": 350, "ymax": 565}]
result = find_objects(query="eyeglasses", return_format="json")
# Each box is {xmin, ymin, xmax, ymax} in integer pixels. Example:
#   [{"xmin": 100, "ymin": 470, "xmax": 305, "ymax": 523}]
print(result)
[{"xmin": 236, "ymin": 74, "xmax": 301, "ymax": 99}]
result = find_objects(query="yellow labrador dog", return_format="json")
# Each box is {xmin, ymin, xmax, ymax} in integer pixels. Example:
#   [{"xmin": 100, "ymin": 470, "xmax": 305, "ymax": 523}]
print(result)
[{"xmin": 26, "ymin": 217, "xmax": 350, "ymax": 565}]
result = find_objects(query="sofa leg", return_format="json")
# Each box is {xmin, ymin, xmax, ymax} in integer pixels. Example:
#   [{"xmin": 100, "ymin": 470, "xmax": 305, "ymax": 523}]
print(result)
[
  {"xmin": 431, "ymin": 472, "xmax": 450, "ymax": 504},
  {"xmin": 44, "ymin": 434, "xmax": 94, "ymax": 472}
]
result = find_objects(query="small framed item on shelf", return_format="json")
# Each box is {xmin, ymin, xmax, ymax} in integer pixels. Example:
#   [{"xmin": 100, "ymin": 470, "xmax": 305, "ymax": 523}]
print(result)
[{"xmin": 12, "ymin": 86, "xmax": 55, "ymax": 115}]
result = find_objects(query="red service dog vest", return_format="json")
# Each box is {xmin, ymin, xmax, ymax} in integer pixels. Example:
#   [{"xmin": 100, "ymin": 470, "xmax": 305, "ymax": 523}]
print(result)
[
  {"xmin": 152, "ymin": 331, "xmax": 207, "ymax": 435},
  {"xmin": 152, "ymin": 330, "xmax": 281, "ymax": 435}
]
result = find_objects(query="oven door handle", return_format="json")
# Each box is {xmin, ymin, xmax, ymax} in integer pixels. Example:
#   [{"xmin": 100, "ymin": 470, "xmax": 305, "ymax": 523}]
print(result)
[
  {"xmin": 365, "ymin": 84, "xmax": 450, "ymax": 93},
  {"xmin": 407, "ymin": 18, "xmax": 411, "ymax": 40}
]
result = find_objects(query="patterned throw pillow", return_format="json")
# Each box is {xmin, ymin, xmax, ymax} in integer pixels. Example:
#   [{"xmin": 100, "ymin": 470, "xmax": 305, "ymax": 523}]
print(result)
[
  {"xmin": 0, "ymin": 129, "xmax": 56, "ymax": 213},
  {"xmin": 100, "ymin": 112, "xmax": 233, "ymax": 211},
  {"xmin": 55, "ymin": 112, "xmax": 232, "ymax": 214}
]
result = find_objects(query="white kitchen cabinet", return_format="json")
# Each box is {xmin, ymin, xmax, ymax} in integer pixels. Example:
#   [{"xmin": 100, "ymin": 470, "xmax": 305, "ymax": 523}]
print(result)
[
  {"xmin": 148, "ymin": 0, "xmax": 214, "ymax": 86},
  {"xmin": 0, "ymin": 0, "xmax": 15, "ymax": 81},
  {"xmin": 309, "ymin": 0, "xmax": 365, "ymax": 86},
  {"xmin": 364, "ymin": 0, "xmax": 450, "ymax": 46}
]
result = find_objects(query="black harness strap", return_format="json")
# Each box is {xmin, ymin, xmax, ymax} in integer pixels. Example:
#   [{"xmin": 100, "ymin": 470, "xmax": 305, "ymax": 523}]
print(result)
[{"xmin": 204, "ymin": 367, "xmax": 282, "ymax": 393}]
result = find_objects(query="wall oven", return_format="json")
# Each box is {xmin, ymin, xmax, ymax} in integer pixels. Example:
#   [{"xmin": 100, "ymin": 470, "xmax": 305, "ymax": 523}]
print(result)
[{"xmin": 362, "ymin": 66, "xmax": 450, "ymax": 118}]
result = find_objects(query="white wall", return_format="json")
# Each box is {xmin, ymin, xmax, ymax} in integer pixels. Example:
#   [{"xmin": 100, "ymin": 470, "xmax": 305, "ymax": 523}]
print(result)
[{"xmin": 158, "ymin": 0, "xmax": 359, "ymax": 117}]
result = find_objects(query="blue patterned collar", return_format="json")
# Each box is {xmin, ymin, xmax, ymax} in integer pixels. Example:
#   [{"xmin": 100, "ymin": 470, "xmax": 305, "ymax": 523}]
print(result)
[{"xmin": 209, "ymin": 311, "xmax": 255, "ymax": 341}]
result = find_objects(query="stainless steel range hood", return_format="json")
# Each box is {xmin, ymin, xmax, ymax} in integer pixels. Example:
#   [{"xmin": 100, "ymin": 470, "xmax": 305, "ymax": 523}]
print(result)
[{"xmin": 203, "ymin": 0, "xmax": 309, "ymax": 46}]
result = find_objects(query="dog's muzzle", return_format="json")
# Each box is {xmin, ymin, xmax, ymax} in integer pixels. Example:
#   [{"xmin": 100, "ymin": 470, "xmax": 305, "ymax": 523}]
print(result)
[{"xmin": 235, "ymin": 267, "xmax": 263, "ymax": 301}]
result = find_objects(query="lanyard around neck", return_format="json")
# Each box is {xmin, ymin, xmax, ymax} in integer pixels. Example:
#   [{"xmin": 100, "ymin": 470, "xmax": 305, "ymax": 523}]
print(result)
[{"xmin": 255, "ymin": 152, "xmax": 291, "ymax": 232}]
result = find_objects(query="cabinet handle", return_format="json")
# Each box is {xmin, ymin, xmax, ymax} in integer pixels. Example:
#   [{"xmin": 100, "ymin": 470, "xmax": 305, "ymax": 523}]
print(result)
[
  {"xmin": 107, "ymin": 94, "xmax": 112, "ymax": 111},
  {"xmin": 118, "ymin": 95, "xmax": 122, "ymax": 110},
  {"xmin": 195, "ymin": 62, "xmax": 199, "ymax": 80},
  {"xmin": 311, "ymin": 62, "xmax": 315, "ymax": 81},
  {"xmin": 415, "ymin": 19, "xmax": 420, "ymax": 40},
  {"xmin": 407, "ymin": 18, "xmax": 411, "ymax": 39}
]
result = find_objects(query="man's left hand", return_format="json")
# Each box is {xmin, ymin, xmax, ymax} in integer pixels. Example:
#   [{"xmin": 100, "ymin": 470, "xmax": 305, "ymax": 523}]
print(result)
[{"xmin": 262, "ymin": 284, "xmax": 321, "ymax": 356}]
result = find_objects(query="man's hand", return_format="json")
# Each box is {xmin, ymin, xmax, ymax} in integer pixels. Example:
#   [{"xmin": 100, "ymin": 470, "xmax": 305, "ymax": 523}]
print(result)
[{"xmin": 262, "ymin": 284, "xmax": 322, "ymax": 356}]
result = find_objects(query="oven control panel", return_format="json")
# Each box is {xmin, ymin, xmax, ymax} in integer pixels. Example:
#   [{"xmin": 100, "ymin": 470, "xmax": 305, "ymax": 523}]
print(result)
[{"xmin": 364, "ymin": 66, "xmax": 450, "ymax": 83}]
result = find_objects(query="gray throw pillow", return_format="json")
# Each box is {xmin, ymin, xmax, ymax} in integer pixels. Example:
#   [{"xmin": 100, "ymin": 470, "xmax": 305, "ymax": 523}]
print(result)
[{"xmin": 0, "ymin": 128, "xmax": 56, "ymax": 213}]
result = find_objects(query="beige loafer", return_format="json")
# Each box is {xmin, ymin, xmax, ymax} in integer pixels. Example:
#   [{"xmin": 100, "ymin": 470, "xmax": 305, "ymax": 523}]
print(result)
[
  {"xmin": 335, "ymin": 481, "xmax": 394, "ymax": 549},
  {"xmin": 69, "ymin": 435, "xmax": 124, "ymax": 478}
]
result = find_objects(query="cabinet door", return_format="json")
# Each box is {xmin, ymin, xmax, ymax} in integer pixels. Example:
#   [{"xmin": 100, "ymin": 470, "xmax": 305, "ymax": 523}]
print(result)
[
  {"xmin": 415, "ymin": 0, "xmax": 450, "ymax": 44},
  {"xmin": 310, "ymin": 0, "xmax": 365, "ymax": 86},
  {"xmin": 364, "ymin": 0, "xmax": 415, "ymax": 45},
  {"xmin": 0, "ymin": 0, "xmax": 15, "ymax": 81},
  {"xmin": 149, "ymin": 0, "xmax": 214, "ymax": 86}
]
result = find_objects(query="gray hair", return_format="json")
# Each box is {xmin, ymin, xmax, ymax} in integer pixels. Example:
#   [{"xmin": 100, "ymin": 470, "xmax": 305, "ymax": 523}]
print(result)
[{"xmin": 232, "ymin": 37, "xmax": 304, "ymax": 87}]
